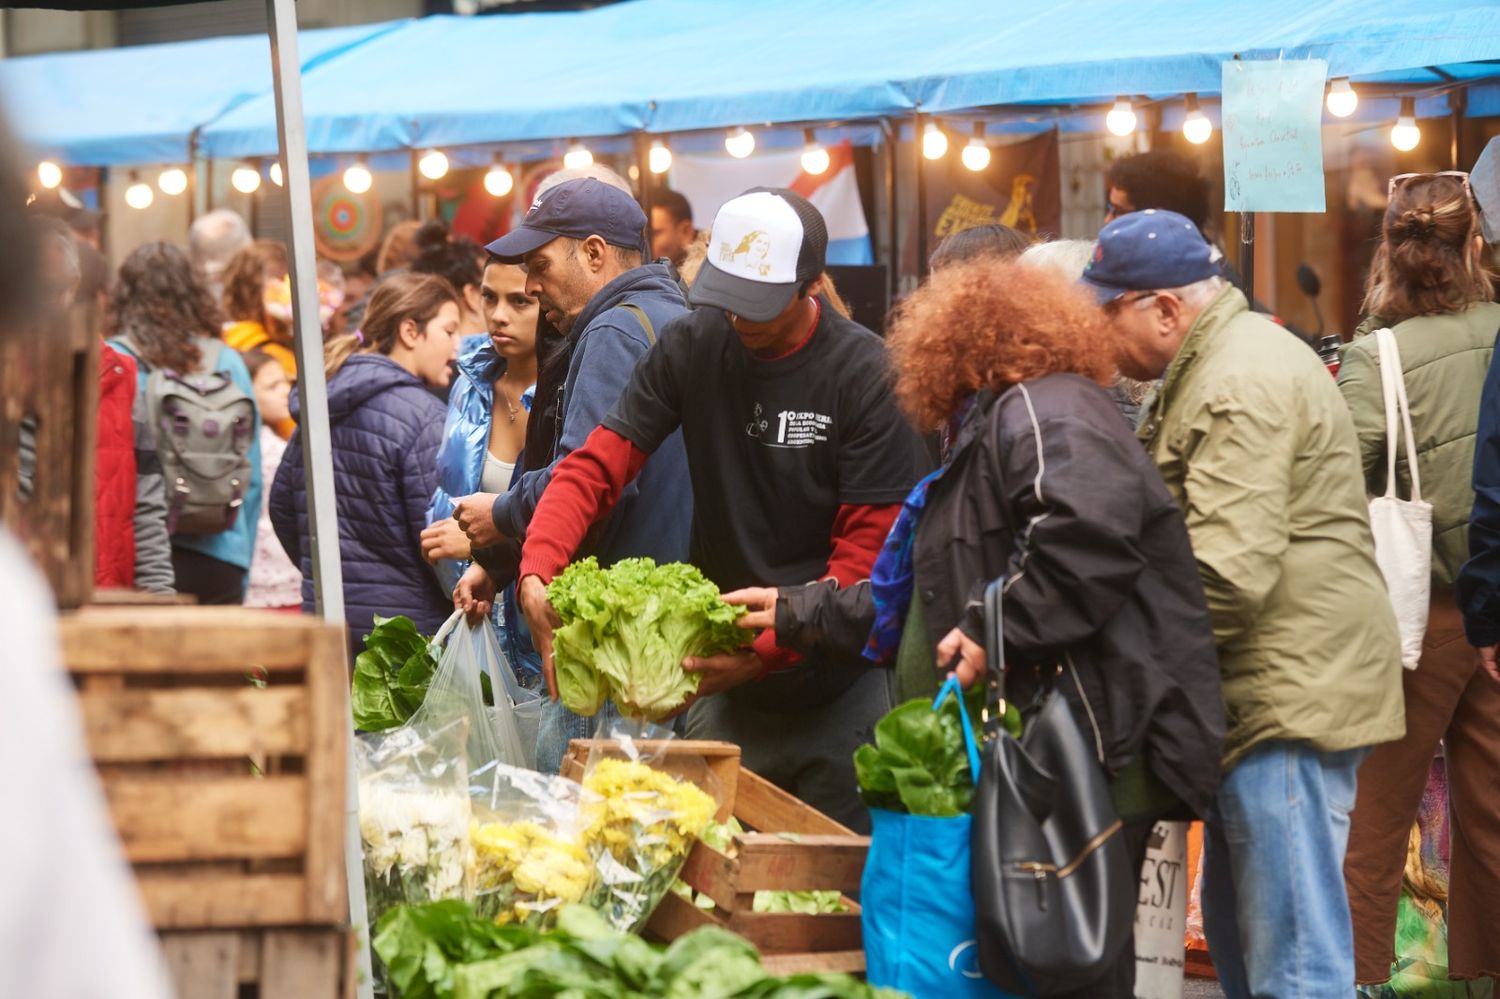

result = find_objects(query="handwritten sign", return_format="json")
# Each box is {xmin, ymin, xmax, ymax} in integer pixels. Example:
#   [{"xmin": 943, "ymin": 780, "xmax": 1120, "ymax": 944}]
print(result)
[{"xmin": 1222, "ymin": 59, "xmax": 1328, "ymax": 213}]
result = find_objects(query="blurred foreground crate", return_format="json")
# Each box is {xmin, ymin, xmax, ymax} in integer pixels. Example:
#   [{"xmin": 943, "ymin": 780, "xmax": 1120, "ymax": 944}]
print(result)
[
  {"xmin": 562, "ymin": 739, "xmax": 869, "ymax": 976},
  {"xmin": 0, "ymin": 310, "xmax": 97, "ymax": 607},
  {"xmin": 59, "ymin": 606, "xmax": 354, "ymax": 998}
]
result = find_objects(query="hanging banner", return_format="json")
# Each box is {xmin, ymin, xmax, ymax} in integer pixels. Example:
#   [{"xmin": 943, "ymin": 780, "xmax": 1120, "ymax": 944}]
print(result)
[
  {"xmin": 1222, "ymin": 59, "xmax": 1328, "ymax": 213},
  {"xmin": 906, "ymin": 130, "xmax": 1060, "ymax": 272},
  {"xmin": 670, "ymin": 141, "xmax": 873, "ymax": 265},
  {"xmin": 1134, "ymin": 821, "xmax": 1188, "ymax": 999}
]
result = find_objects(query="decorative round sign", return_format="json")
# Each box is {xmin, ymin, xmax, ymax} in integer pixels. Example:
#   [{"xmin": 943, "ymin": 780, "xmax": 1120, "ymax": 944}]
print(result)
[{"xmin": 313, "ymin": 173, "xmax": 382, "ymax": 262}]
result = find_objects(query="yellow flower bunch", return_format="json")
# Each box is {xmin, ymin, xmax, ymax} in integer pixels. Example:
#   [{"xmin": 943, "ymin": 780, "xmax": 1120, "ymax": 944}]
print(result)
[
  {"xmin": 471, "ymin": 819, "xmax": 592, "ymax": 926},
  {"xmin": 582, "ymin": 759, "xmax": 717, "ymax": 868}
]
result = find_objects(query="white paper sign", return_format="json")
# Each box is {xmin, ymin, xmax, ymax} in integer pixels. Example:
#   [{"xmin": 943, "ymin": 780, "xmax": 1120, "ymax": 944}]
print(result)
[
  {"xmin": 1222, "ymin": 59, "xmax": 1328, "ymax": 213},
  {"xmin": 1134, "ymin": 821, "xmax": 1188, "ymax": 999}
]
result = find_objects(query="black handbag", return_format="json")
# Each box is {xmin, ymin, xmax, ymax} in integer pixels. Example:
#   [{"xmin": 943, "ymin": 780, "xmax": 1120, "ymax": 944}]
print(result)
[{"xmin": 971, "ymin": 579, "xmax": 1136, "ymax": 996}]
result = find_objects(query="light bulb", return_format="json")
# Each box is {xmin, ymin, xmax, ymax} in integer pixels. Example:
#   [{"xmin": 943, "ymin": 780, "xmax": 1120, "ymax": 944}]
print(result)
[
  {"xmin": 269, "ymin": 162, "xmax": 284, "ymax": 187},
  {"xmin": 1326, "ymin": 78, "xmax": 1358, "ymax": 119},
  {"xmin": 157, "ymin": 167, "xmax": 188, "ymax": 196},
  {"xmin": 343, "ymin": 162, "xmax": 373, "ymax": 194},
  {"xmin": 1106, "ymin": 98, "xmax": 1137, "ymax": 137},
  {"xmin": 960, "ymin": 123, "xmax": 990, "ymax": 171},
  {"xmin": 484, "ymin": 162, "xmax": 514, "ymax": 197},
  {"xmin": 961, "ymin": 138, "xmax": 991, "ymax": 172},
  {"xmin": 648, "ymin": 139, "xmax": 672, "ymax": 175},
  {"xmin": 563, "ymin": 142, "xmax": 593, "ymax": 169},
  {"xmin": 231, "ymin": 164, "xmax": 261, "ymax": 194},
  {"xmin": 1391, "ymin": 97, "xmax": 1420, "ymax": 152},
  {"xmin": 725, "ymin": 127, "xmax": 755, "ymax": 159},
  {"xmin": 124, "ymin": 178, "xmax": 154, "ymax": 210},
  {"xmin": 1183, "ymin": 112, "xmax": 1213, "ymax": 145},
  {"xmin": 921, "ymin": 122, "xmax": 948, "ymax": 160},
  {"xmin": 418, "ymin": 149, "xmax": 449, "ymax": 180},
  {"xmin": 37, "ymin": 160, "xmax": 62, "ymax": 189}
]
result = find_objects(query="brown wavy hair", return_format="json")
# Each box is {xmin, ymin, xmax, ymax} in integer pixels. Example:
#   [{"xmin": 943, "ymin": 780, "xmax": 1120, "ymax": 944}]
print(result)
[
  {"xmin": 222, "ymin": 239, "xmax": 289, "ymax": 329},
  {"xmin": 103, "ymin": 240, "xmax": 222, "ymax": 374},
  {"xmin": 324, "ymin": 271, "xmax": 458, "ymax": 379},
  {"xmin": 886, "ymin": 258, "xmax": 1115, "ymax": 429},
  {"xmin": 1364, "ymin": 174, "xmax": 1494, "ymax": 325}
]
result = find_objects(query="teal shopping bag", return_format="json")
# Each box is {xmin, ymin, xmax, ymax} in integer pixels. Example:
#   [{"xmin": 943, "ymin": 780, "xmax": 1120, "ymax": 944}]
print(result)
[{"xmin": 861, "ymin": 679, "xmax": 1018, "ymax": 998}]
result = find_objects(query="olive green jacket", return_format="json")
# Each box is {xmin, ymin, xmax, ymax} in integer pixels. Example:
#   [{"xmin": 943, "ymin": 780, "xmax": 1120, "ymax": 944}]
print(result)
[
  {"xmin": 1139, "ymin": 287, "xmax": 1405, "ymax": 769},
  {"xmin": 1337, "ymin": 302, "xmax": 1500, "ymax": 586}
]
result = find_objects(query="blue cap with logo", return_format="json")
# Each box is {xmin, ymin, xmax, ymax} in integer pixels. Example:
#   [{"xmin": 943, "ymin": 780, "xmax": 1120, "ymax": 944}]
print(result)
[
  {"xmin": 485, "ymin": 178, "xmax": 647, "ymax": 262},
  {"xmin": 1079, "ymin": 209, "xmax": 1220, "ymax": 305}
]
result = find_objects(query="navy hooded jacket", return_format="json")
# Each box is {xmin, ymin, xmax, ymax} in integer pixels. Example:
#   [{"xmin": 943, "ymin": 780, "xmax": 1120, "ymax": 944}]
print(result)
[
  {"xmin": 489, "ymin": 263, "xmax": 692, "ymax": 568},
  {"xmin": 271, "ymin": 353, "xmax": 451, "ymax": 646}
]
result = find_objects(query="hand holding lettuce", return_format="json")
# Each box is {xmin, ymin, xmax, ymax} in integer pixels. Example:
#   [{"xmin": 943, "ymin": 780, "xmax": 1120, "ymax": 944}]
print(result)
[{"xmin": 546, "ymin": 557, "xmax": 751, "ymax": 720}]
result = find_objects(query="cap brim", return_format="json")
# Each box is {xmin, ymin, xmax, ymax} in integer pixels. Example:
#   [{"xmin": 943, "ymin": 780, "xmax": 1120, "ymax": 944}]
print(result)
[
  {"xmin": 689, "ymin": 260, "xmax": 798, "ymax": 323},
  {"xmin": 484, "ymin": 225, "xmax": 558, "ymax": 263},
  {"xmin": 1078, "ymin": 274, "xmax": 1129, "ymax": 306}
]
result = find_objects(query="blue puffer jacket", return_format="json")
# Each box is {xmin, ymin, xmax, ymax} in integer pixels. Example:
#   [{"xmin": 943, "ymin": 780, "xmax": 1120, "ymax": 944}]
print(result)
[
  {"xmin": 489, "ymin": 263, "xmax": 692, "ymax": 567},
  {"xmin": 428, "ymin": 333, "xmax": 514, "ymax": 589},
  {"xmin": 270, "ymin": 353, "xmax": 450, "ymax": 646}
]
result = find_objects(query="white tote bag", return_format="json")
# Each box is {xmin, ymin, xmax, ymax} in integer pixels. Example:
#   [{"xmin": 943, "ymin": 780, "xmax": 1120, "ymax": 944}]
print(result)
[{"xmin": 1368, "ymin": 328, "xmax": 1432, "ymax": 669}]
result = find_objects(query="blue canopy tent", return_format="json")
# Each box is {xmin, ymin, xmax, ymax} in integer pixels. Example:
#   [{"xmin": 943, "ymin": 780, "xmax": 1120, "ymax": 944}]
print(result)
[{"xmin": 0, "ymin": 19, "xmax": 403, "ymax": 166}]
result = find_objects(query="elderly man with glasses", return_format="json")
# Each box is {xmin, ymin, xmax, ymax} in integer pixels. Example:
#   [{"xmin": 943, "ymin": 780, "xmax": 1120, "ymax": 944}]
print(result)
[{"xmin": 1085, "ymin": 209, "xmax": 1406, "ymax": 999}]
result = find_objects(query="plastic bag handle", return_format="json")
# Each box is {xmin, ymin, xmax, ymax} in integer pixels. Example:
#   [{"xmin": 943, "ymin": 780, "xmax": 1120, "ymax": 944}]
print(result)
[
  {"xmin": 933, "ymin": 674, "xmax": 982, "ymax": 783},
  {"xmin": 432, "ymin": 608, "xmax": 465, "ymax": 648}
]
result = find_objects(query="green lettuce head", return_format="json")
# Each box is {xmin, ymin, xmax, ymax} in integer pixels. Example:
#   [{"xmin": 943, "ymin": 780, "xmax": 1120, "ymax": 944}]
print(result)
[{"xmin": 545, "ymin": 557, "xmax": 752, "ymax": 721}]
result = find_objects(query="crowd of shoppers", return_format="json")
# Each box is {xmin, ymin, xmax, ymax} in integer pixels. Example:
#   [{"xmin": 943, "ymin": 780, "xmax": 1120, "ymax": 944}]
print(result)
[{"xmin": 20, "ymin": 141, "xmax": 1500, "ymax": 997}]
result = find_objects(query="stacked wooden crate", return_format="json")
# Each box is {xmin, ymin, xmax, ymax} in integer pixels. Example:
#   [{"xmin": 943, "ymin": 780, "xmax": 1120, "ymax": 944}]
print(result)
[{"xmin": 60, "ymin": 606, "xmax": 353, "ymax": 998}]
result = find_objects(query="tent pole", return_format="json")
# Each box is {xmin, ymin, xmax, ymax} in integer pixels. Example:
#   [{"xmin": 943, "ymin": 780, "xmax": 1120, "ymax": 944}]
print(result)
[
  {"xmin": 411, "ymin": 149, "xmax": 421, "ymax": 222},
  {"xmin": 1450, "ymin": 87, "xmax": 1468, "ymax": 170},
  {"xmin": 636, "ymin": 131, "xmax": 653, "ymax": 251},
  {"xmin": 915, "ymin": 110, "xmax": 928, "ymax": 281},
  {"xmin": 263, "ymin": 3, "xmax": 373, "ymax": 999},
  {"xmin": 1240, "ymin": 212, "xmax": 1256, "ymax": 303},
  {"xmin": 882, "ymin": 118, "xmax": 897, "ymax": 307}
]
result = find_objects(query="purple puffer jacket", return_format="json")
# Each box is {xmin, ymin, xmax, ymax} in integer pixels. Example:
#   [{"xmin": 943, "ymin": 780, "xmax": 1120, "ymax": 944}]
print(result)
[{"xmin": 271, "ymin": 353, "xmax": 450, "ymax": 649}]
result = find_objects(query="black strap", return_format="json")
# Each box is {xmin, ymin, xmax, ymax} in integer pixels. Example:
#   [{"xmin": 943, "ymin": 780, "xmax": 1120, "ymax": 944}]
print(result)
[{"xmin": 983, "ymin": 578, "xmax": 1007, "ymax": 736}]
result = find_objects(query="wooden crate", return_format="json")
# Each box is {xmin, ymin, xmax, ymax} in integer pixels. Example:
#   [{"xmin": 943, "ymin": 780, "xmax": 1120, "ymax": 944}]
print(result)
[
  {"xmin": 59, "ymin": 606, "xmax": 354, "ymax": 998},
  {"xmin": 562, "ymin": 739, "xmax": 869, "ymax": 975},
  {"xmin": 0, "ymin": 309, "xmax": 97, "ymax": 607}
]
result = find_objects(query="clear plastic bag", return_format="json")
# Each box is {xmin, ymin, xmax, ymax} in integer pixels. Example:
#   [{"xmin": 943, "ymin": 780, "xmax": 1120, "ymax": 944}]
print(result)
[
  {"xmin": 469, "ymin": 763, "xmax": 598, "ymax": 928},
  {"xmin": 483, "ymin": 617, "xmax": 543, "ymax": 771},
  {"xmin": 577, "ymin": 718, "xmax": 721, "ymax": 932},
  {"xmin": 356, "ymin": 717, "xmax": 475, "ymax": 935},
  {"xmin": 411, "ymin": 611, "xmax": 530, "ymax": 781}
]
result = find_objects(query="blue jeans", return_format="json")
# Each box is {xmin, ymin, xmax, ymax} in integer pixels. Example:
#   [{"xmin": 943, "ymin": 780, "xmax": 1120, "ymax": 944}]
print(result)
[
  {"xmin": 535, "ymin": 698, "xmax": 622, "ymax": 775},
  {"xmin": 1202, "ymin": 740, "xmax": 1367, "ymax": 999}
]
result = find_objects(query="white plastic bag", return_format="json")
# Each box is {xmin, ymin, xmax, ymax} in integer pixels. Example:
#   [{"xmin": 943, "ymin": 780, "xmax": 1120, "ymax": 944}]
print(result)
[
  {"xmin": 1370, "ymin": 328, "xmax": 1432, "ymax": 669},
  {"xmin": 411, "ymin": 611, "xmax": 530, "ymax": 779}
]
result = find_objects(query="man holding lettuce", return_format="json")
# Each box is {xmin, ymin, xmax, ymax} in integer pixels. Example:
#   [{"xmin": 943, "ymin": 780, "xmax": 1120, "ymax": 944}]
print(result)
[{"xmin": 516, "ymin": 188, "xmax": 929, "ymax": 830}]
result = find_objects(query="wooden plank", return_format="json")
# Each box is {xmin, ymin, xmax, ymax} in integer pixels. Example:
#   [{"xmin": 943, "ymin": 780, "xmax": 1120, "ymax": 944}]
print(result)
[
  {"xmin": 760, "ymin": 951, "xmax": 866, "ymax": 976},
  {"xmin": 261, "ymin": 929, "xmax": 345, "ymax": 998},
  {"xmin": 91, "ymin": 588, "xmax": 197, "ymax": 606},
  {"xmin": 160, "ymin": 931, "xmax": 239, "ymax": 999},
  {"xmin": 302, "ymin": 623, "xmax": 349, "ymax": 924},
  {"xmin": 676, "ymin": 841, "xmax": 743, "ymax": 913},
  {"xmin": 734, "ymin": 768, "xmax": 856, "ymax": 836},
  {"xmin": 733, "ymin": 834, "xmax": 869, "ymax": 893},
  {"xmin": 105, "ymin": 775, "xmax": 307, "ymax": 862},
  {"xmin": 60, "ymin": 607, "xmax": 316, "ymax": 671},
  {"xmin": 139, "ymin": 873, "xmax": 310, "ymax": 930},
  {"xmin": 78, "ymin": 686, "xmax": 307, "ymax": 761},
  {"xmin": 643, "ymin": 889, "xmax": 722, "ymax": 945},
  {"xmin": 723, "ymin": 910, "xmax": 864, "ymax": 954}
]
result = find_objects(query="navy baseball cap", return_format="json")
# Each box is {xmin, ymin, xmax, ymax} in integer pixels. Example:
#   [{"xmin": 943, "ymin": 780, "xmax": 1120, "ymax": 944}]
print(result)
[
  {"xmin": 1079, "ymin": 209, "xmax": 1220, "ymax": 305},
  {"xmin": 485, "ymin": 178, "xmax": 647, "ymax": 262}
]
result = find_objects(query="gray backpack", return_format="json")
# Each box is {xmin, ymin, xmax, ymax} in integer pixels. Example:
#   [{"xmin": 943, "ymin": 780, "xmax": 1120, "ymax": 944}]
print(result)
[{"xmin": 115, "ymin": 337, "xmax": 256, "ymax": 535}]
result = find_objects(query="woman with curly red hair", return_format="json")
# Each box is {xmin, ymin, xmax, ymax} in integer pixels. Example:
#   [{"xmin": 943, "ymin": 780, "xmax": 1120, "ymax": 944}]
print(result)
[{"xmin": 726, "ymin": 258, "xmax": 1224, "ymax": 998}]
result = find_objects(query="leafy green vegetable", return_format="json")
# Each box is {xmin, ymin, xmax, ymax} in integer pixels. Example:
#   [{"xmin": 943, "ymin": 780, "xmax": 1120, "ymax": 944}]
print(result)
[
  {"xmin": 853, "ymin": 688, "xmax": 1013, "ymax": 818},
  {"xmin": 547, "ymin": 557, "xmax": 752, "ymax": 721},
  {"xmin": 352, "ymin": 615, "xmax": 440, "ymax": 731},
  {"xmin": 375, "ymin": 901, "xmax": 906, "ymax": 999}
]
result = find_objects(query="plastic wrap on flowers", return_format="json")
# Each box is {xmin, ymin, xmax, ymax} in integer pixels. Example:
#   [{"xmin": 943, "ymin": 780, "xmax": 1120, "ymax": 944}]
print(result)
[
  {"xmin": 579, "ymin": 719, "xmax": 720, "ymax": 933},
  {"xmin": 356, "ymin": 718, "xmax": 475, "ymax": 954},
  {"xmin": 469, "ymin": 763, "xmax": 598, "ymax": 929}
]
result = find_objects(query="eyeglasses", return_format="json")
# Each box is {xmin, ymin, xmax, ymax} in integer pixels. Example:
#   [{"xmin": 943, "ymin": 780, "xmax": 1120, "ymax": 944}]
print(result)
[
  {"xmin": 1388, "ymin": 170, "xmax": 1473, "ymax": 200},
  {"xmin": 1103, "ymin": 291, "xmax": 1158, "ymax": 315}
]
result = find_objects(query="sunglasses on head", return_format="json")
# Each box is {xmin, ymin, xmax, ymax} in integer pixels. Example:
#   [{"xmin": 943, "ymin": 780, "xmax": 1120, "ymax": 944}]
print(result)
[{"xmin": 1388, "ymin": 170, "xmax": 1473, "ymax": 200}]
